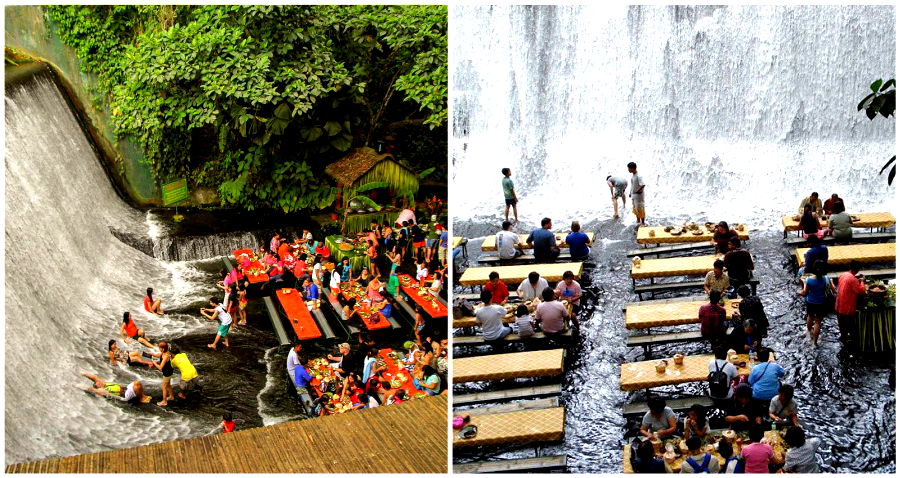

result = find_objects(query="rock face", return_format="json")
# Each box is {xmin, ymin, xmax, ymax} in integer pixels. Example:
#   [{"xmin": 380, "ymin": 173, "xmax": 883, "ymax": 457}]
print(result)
[{"xmin": 191, "ymin": 187, "xmax": 220, "ymax": 205}]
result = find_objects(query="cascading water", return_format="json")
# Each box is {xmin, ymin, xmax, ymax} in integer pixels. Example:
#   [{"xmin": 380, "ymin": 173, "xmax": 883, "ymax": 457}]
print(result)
[
  {"xmin": 4, "ymin": 67, "xmax": 297, "ymax": 464},
  {"xmin": 451, "ymin": 5, "xmax": 896, "ymax": 473},
  {"xmin": 452, "ymin": 5, "xmax": 895, "ymax": 228}
]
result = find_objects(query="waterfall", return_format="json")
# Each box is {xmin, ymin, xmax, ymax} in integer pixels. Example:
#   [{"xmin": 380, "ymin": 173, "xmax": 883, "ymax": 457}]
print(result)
[{"xmin": 451, "ymin": 5, "xmax": 896, "ymax": 228}]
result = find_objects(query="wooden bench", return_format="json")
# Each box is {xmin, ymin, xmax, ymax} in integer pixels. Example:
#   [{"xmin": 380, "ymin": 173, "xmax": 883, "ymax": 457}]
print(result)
[
  {"xmin": 453, "ymin": 384, "xmax": 563, "ymax": 406},
  {"xmin": 634, "ymin": 278, "xmax": 759, "ymax": 300},
  {"xmin": 623, "ymin": 396, "xmax": 714, "ymax": 416},
  {"xmin": 453, "ymin": 329, "xmax": 575, "ymax": 347},
  {"xmin": 627, "ymin": 242, "xmax": 714, "ymax": 259},
  {"xmin": 459, "ymin": 397, "xmax": 560, "ymax": 416},
  {"xmin": 626, "ymin": 331, "xmax": 705, "ymax": 357},
  {"xmin": 320, "ymin": 288, "xmax": 359, "ymax": 336},
  {"xmin": 453, "ymin": 455, "xmax": 567, "ymax": 474},
  {"xmin": 478, "ymin": 252, "xmax": 575, "ymax": 266},
  {"xmin": 784, "ymin": 231, "xmax": 896, "ymax": 246}
]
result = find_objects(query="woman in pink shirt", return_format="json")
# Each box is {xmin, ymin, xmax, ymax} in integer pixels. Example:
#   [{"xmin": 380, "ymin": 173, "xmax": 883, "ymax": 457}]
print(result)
[{"xmin": 740, "ymin": 426, "xmax": 775, "ymax": 473}]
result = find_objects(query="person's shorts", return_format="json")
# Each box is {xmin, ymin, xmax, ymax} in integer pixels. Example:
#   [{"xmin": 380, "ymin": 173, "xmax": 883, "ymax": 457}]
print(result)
[
  {"xmin": 632, "ymin": 195, "xmax": 645, "ymax": 214},
  {"xmin": 426, "ymin": 238, "xmax": 438, "ymax": 248},
  {"xmin": 505, "ymin": 198, "xmax": 517, "ymax": 206},
  {"xmin": 806, "ymin": 302, "xmax": 826, "ymax": 318},
  {"xmin": 438, "ymin": 247, "xmax": 447, "ymax": 262},
  {"xmin": 217, "ymin": 323, "xmax": 231, "ymax": 337},
  {"xmin": 413, "ymin": 241, "xmax": 426, "ymax": 248},
  {"xmin": 613, "ymin": 186, "xmax": 626, "ymax": 199},
  {"xmin": 179, "ymin": 377, "xmax": 200, "ymax": 393},
  {"xmin": 104, "ymin": 383, "xmax": 123, "ymax": 396},
  {"xmin": 162, "ymin": 376, "xmax": 172, "ymax": 385},
  {"xmin": 239, "ymin": 300, "xmax": 247, "ymax": 311}
]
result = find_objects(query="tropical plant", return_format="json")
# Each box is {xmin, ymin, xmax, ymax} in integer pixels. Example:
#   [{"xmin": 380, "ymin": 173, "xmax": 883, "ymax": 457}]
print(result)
[{"xmin": 858, "ymin": 78, "xmax": 895, "ymax": 185}]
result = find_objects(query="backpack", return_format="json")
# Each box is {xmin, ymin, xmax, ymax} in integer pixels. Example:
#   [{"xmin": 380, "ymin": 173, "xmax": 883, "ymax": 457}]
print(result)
[
  {"xmin": 686, "ymin": 454, "xmax": 712, "ymax": 473},
  {"xmin": 724, "ymin": 456, "xmax": 744, "ymax": 474},
  {"xmin": 453, "ymin": 297, "xmax": 475, "ymax": 319},
  {"xmin": 708, "ymin": 360, "xmax": 730, "ymax": 398}
]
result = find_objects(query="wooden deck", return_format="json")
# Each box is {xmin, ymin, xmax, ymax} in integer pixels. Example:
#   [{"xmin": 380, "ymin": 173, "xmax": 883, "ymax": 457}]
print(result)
[
  {"xmin": 480, "ymin": 232, "xmax": 595, "ymax": 252},
  {"xmin": 454, "ymin": 349, "xmax": 565, "ymax": 383},
  {"xmin": 459, "ymin": 262, "xmax": 583, "ymax": 287},
  {"xmin": 6, "ymin": 395, "xmax": 448, "ymax": 474},
  {"xmin": 795, "ymin": 242, "xmax": 896, "ymax": 267}
]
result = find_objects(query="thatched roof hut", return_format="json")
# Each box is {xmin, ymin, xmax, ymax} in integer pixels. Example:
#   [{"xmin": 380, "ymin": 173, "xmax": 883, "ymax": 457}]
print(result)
[{"xmin": 324, "ymin": 147, "xmax": 420, "ymax": 233}]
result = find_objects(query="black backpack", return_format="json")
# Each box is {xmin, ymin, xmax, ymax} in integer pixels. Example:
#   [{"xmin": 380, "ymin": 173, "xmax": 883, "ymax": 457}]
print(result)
[{"xmin": 708, "ymin": 360, "xmax": 730, "ymax": 398}]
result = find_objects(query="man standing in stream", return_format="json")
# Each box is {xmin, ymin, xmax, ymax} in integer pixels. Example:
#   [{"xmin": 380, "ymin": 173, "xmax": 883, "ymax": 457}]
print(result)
[
  {"xmin": 501, "ymin": 167, "xmax": 518, "ymax": 224},
  {"xmin": 628, "ymin": 161, "xmax": 646, "ymax": 226}
]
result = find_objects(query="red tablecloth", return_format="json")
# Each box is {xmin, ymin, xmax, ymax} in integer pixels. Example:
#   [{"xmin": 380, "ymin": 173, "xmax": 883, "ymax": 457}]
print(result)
[
  {"xmin": 275, "ymin": 288, "xmax": 322, "ymax": 340},
  {"xmin": 232, "ymin": 248, "xmax": 269, "ymax": 284},
  {"xmin": 378, "ymin": 348, "xmax": 427, "ymax": 399},
  {"xmin": 397, "ymin": 274, "xmax": 447, "ymax": 318},
  {"xmin": 338, "ymin": 282, "xmax": 391, "ymax": 330}
]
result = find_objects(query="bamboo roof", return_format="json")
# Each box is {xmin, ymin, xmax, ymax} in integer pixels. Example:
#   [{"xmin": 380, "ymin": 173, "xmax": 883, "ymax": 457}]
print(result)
[{"xmin": 324, "ymin": 147, "xmax": 414, "ymax": 188}]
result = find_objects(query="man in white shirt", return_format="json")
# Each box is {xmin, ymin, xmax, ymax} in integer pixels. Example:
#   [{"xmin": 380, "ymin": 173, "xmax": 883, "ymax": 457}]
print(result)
[
  {"xmin": 517, "ymin": 271, "xmax": 549, "ymax": 301},
  {"xmin": 286, "ymin": 342, "xmax": 303, "ymax": 384},
  {"xmin": 495, "ymin": 220, "xmax": 523, "ymax": 260}
]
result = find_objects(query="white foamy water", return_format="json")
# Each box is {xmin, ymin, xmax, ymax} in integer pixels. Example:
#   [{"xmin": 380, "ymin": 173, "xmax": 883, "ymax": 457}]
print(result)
[{"xmin": 451, "ymin": 5, "xmax": 896, "ymax": 229}]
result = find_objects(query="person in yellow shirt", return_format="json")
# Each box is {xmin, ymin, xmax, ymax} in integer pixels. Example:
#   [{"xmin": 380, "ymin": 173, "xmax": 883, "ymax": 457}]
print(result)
[{"xmin": 170, "ymin": 346, "xmax": 202, "ymax": 399}]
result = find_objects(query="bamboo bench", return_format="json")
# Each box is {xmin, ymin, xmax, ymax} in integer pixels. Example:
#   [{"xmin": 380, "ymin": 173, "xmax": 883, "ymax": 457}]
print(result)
[
  {"xmin": 453, "ymin": 384, "xmax": 563, "ymax": 406},
  {"xmin": 623, "ymin": 396, "xmax": 714, "ymax": 416},
  {"xmin": 453, "ymin": 455, "xmax": 567, "ymax": 474}
]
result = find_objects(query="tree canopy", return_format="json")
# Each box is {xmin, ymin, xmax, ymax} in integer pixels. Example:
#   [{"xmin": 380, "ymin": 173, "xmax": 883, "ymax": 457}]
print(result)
[
  {"xmin": 858, "ymin": 78, "xmax": 895, "ymax": 185},
  {"xmin": 45, "ymin": 5, "xmax": 447, "ymax": 211}
]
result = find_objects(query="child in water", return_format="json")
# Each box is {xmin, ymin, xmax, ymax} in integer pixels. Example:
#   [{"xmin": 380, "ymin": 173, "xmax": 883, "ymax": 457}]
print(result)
[{"xmin": 210, "ymin": 411, "xmax": 239, "ymax": 434}]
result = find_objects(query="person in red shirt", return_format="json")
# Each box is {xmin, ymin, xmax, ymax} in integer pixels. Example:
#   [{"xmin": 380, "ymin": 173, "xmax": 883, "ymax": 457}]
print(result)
[
  {"xmin": 483, "ymin": 271, "xmax": 509, "ymax": 305},
  {"xmin": 823, "ymin": 193, "xmax": 844, "ymax": 217},
  {"xmin": 144, "ymin": 287, "xmax": 163, "ymax": 315},
  {"xmin": 314, "ymin": 241, "xmax": 330, "ymax": 259},
  {"xmin": 699, "ymin": 290, "xmax": 727, "ymax": 350},
  {"xmin": 278, "ymin": 239, "xmax": 291, "ymax": 259},
  {"xmin": 834, "ymin": 260, "xmax": 867, "ymax": 344}
]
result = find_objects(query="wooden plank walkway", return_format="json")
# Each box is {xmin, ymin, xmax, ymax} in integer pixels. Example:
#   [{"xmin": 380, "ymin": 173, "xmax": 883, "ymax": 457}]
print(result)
[
  {"xmin": 620, "ymin": 354, "xmax": 758, "ymax": 391},
  {"xmin": 637, "ymin": 226, "xmax": 748, "ymax": 244},
  {"xmin": 7, "ymin": 396, "xmax": 447, "ymax": 474},
  {"xmin": 625, "ymin": 299, "xmax": 741, "ymax": 329},
  {"xmin": 454, "ymin": 349, "xmax": 565, "ymax": 383},
  {"xmin": 480, "ymin": 232, "xmax": 595, "ymax": 251},
  {"xmin": 631, "ymin": 254, "xmax": 722, "ymax": 280},
  {"xmin": 795, "ymin": 242, "xmax": 896, "ymax": 267},
  {"xmin": 781, "ymin": 211, "xmax": 895, "ymax": 233},
  {"xmin": 459, "ymin": 262, "xmax": 583, "ymax": 287},
  {"xmin": 453, "ymin": 407, "xmax": 565, "ymax": 449}
]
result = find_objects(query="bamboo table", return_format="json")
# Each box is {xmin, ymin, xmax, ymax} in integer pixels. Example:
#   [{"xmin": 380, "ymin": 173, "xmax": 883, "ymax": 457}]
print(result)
[
  {"xmin": 795, "ymin": 242, "xmax": 896, "ymax": 267},
  {"xmin": 454, "ymin": 349, "xmax": 565, "ymax": 383},
  {"xmin": 481, "ymin": 232, "xmax": 595, "ymax": 252},
  {"xmin": 631, "ymin": 254, "xmax": 723, "ymax": 280},
  {"xmin": 619, "ymin": 354, "xmax": 761, "ymax": 391},
  {"xmin": 781, "ymin": 212, "xmax": 895, "ymax": 236},
  {"xmin": 637, "ymin": 227, "xmax": 749, "ymax": 245},
  {"xmin": 453, "ymin": 407, "xmax": 565, "ymax": 449},
  {"xmin": 459, "ymin": 262, "xmax": 583, "ymax": 287},
  {"xmin": 625, "ymin": 299, "xmax": 741, "ymax": 329}
]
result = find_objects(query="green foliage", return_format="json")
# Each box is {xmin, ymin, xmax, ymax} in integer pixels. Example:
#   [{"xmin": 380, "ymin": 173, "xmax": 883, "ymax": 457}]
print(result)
[
  {"xmin": 858, "ymin": 78, "xmax": 896, "ymax": 185},
  {"xmin": 43, "ymin": 5, "xmax": 447, "ymax": 212}
]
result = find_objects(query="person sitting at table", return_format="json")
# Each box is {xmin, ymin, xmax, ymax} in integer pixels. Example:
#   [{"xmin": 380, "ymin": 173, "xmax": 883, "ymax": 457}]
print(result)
[
  {"xmin": 798, "ymin": 191, "xmax": 823, "ymax": 217},
  {"xmin": 683, "ymin": 404, "xmax": 711, "ymax": 441},
  {"xmin": 340, "ymin": 372, "xmax": 364, "ymax": 403},
  {"xmin": 379, "ymin": 290, "xmax": 395, "ymax": 320},
  {"xmin": 386, "ymin": 388, "xmax": 407, "ymax": 405},
  {"xmin": 729, "ymin": 319, "xmax": 762, "ymax": 355},
  {"xmin": 496, "ymin": 220, "xmax": 524, "ymax": 260},
  {"xmin": 517, "ymin": 271, "xmax": 550, "ymax": 301},
  {"xmin": 415, "ymin": 257, "xmax": 429, "ymax": 285},
  {"xmin": 718, "ymin": 440, "xmax": 744, "ymax": 473},
  {"xmin": 475, "ymin": 289, "xmax": 512, "ymax": 341},
  {"xmin": 783, "ymin": 426, "xmax": 822, "ymax": 473},
  {"xmin": 748, "ymin": 348, "xmax": 785, "ymax": 410},
  {"xmin": 723, "ymin": 237, "xmax": 754, "ymax": 287},
  {"xmin": 294, "ymin": 253, "xmax": 309, "ymax": 283},
  {"xmin": 708, "ymin": 346, "xmax": 739, "ymax": 405},
  {"xmin": 527, "ymin": 217, "xmax": 561, "ymax": 262},
  {"xmin": 313, "ymin": 241, "xmax": 330, "ymax": 260},
  {"xmin": 704, "ymin": 260, "xmax": 730, "ymax": 297},
  {"xmin": 429, "ymin": 270, "xmax": 444, "ymax": 296},
  {"xmin": 353, "ymin": 267, "xmax": 371, "ymax": 288},
  {"xmin": 734, "ymin": 285, "xmax": 769, "ymax": 337},
  {"xmin": 827, "ymin": 199, "xmax": 853, "ymax": 242},
  {"xmin": 361, "ymin": 348, "xmax": 384, "ymax": 383},
  {"xmin": 282, "ymin": 252, "xmax": 298, "ymax": 286},
  {"xmin": 699, "ymin": 290, "xmax": 728, "ymax": 350},
  {"xmin": 302, "ymin": 278, "xmax": 319, "ymax": 301},
  {"xmin": 712, "ymin": 221, "xmax": 739, "ymax": 254},
  {"xmin": 536, "ymin": 287, "xmax": 574, "ymax": 336},
  {"xmin": 565, "ymin": 221, "xmax": 592, "ymax": 261},
  {"xmin": 741, "ymin": 425, "xmax": 776, "ymax": 474},
  {"xmin": 268, "ymin": 258, "xmax": 284, "ymax": 284},
  {"xmin": 367, "ymin": 276, "xmax": 384, "ymax": 302},
  {"xmin": 554, "ymin": 270, "xmax": 582, "ymax": 311},
  {"xmin": 681, "ymin": 435, "xmax": 720, "ymax": 473},
  {"xmin": 823, "ymin": 193, "xmax": 844, "ymax": 217},
  {"xmin": 270, "ymin": 233, "xmax": 281, "ymax": 254},
  {"xmin": 512, "ymin": 304, "xmax": 535, "ymax": 338},
  {"xmin": 769, "ymin": 383, "xmax": 799, "ymax": 427},
  {"xmin": 725, "ymin": 383, "xmax": 763, "ymax": 430},
  {"xmin": 413, "ymin": 365, "xmax": 441, "ymax": 396},
  {"xmin": 639, "ymin": 397, "xmax": 677, "ymax": 439},
  {"xmin": 632, "ymin": 439, "xmax": 670, "ymax": 473},
  {"xmin": 484, "ymin": 271, "xmax": 509, "ymax": 305},
  {"xmin": 799, "ymin": 204, "xmax": 822, "ymax": 237},
  {"xmin": 328, "ymin": 343, "xmax": 355, "ymax": 378}
]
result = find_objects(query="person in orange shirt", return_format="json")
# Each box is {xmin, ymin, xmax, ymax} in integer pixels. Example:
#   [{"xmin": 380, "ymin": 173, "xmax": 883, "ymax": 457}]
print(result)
[
  {"xmin": 834, "ymin": 260, "xmax": 867, "ymax": 345},
  {"xmin": 143, "ymin": 287, "xmax": 164, "ymax": 315}
]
